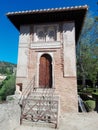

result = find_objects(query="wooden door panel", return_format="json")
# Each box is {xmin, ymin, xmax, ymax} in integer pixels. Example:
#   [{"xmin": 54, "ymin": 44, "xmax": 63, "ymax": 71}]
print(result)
[
  {"xmin": 39, "ymin": 57, "xmax": 46, "ymax": 88},
  {"xmin": 39, "ymin": 54, "xmax": 52, "ymax": 88}
]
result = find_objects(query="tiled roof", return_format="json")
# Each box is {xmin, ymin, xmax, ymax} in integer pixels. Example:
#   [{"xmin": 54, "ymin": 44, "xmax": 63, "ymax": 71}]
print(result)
[
  {"xmin": 7, "ymin": 5, "xmax": 88, "ymax": 15},
  {"xmin": 6, "ymin": 5, "xmax": 88, "ymax": 42}
]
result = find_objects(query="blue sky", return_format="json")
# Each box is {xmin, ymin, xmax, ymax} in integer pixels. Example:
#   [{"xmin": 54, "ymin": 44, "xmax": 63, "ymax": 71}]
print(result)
[{"xmin": 0, "ymin": 0, "xmax": 98, "ymax": 64}]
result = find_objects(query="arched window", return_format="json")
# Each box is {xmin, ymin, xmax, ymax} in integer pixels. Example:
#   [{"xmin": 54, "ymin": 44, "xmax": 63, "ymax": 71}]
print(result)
[
  {"xmin": 38, "ymin": 30, "xmax": 45, "ymax": 41},
  {"xmin": 35, "ymin": 25, "xmax": 57, "ymax": 42},
  {"xmin": 36, "ymin": 27, "xmax": 45, "ymax": 42},
  {"xmin": 47, "ymin": 28, "xmax": 56, "ymax": 41}
]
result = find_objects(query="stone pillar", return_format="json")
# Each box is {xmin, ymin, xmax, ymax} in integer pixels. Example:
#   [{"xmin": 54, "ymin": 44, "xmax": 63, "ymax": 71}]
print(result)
[
  {"xmin": 16, "ymin": 25, "xmax": 30, "ymax": 93},
  {"xmin": 63, "ymin": 22, "xmax": 76, "ymax": 77}
]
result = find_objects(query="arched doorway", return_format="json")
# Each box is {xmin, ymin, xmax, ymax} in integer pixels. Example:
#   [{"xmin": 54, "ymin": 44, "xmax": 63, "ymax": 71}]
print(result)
[{"xmin": 39, "ymin": 54, "xmax": 52, "ymax": 88}]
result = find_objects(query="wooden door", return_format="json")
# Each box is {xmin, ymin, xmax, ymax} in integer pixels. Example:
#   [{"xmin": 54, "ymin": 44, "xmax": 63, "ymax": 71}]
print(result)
[{"xmin": 39, "ymin": 54, "xmax": 52, "ymax": 88}]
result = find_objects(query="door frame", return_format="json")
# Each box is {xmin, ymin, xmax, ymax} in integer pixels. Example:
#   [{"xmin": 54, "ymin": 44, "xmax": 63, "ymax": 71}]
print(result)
[{"xmin": 36, "ymin": 52, "xmax": 54, "ymax": 88}]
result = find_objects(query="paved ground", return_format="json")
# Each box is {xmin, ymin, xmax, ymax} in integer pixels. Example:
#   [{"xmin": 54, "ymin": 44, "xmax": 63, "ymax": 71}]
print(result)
[
  {"xmin": 15, "ymin": 112, "xmax": 98, "ymax": 130},
  {"xmin": 0, "ymin": 101, "xmax": 98, "ymax": 130}
]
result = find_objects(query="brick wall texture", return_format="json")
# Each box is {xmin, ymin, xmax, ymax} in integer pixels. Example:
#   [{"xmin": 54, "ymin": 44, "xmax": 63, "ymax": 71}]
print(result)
[{"xmin": 16, "ymin": 23, "xmax": 78, "ymax": 114}]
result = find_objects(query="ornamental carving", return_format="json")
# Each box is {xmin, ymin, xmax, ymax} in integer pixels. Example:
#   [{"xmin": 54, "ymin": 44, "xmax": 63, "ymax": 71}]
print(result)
[{"xmin": 34, "ymin": 25, "xmax": 57, "ymax": 42}]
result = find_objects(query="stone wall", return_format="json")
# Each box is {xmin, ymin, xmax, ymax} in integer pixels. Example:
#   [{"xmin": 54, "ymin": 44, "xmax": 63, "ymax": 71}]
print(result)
[{"xmin": 0, "ymin": 99, "xmax": 21, "ymax": 130}]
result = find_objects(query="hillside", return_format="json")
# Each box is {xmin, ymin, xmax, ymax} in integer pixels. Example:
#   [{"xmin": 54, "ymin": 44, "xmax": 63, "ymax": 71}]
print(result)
[
  {"xmin": 0, "ymin": 61, "xmax": 16, "ymax": 101},
  {"xmin": 0, "ymin": 61, "xmax": 17, "ymax": 75}
]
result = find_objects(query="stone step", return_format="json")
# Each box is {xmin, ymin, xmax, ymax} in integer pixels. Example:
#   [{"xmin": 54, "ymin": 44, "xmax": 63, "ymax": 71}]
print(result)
[
  {"xmin": 31, "ymin": 90, "xmax": 55, "ymax": 95},
  {"xmin": 24, "ymin": 99, "xmax": 58, "ymax": 103},
  {"xmin": 23, "ymin": 105, "xmax": 58, "ymax": 111},
  {"xmin": 23, "ymin": 100, "xmax": 58, "ymax": 110},
  {"xmin": 31, "ymin": 88, "xmax": 55, "ymax": 91},
  {"xmin": 19, "ymin": 94, "xmax": 59, "ymax": 106},
  {"xmin": 21, "ymin": 88, "xmax": 55, "ymax": 99},
  {"xmin": 20, "ymin": 88, "xmax": 59, "ymax": 129},
  {"xmin": 28, "ymin": 93, "xmax": 54, "ymax": 97},
  {"xmin": 27, "ymin": 95, "xmax": 58, "ymax": 100},
  {"xmin": 28, "ymin": 88, "xmax": 54, "ymax": 92}
]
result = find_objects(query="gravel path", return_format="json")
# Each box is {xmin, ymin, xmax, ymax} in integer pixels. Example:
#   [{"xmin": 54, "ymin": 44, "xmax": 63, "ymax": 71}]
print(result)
[{"xmin": 15, "ymin": 112, "xmax": 98, "ymax": 130}]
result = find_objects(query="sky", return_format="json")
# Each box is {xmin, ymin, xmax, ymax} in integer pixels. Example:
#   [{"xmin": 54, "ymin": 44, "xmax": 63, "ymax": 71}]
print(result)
[{"xmin": 0, "ymin": 0, "xmax": 98, "ymax": 64}]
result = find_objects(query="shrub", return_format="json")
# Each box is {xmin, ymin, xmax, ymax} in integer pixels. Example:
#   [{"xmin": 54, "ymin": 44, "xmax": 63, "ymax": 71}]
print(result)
[{"xmin": 84, "ymin": 100, "xmax": 95, "ymax": 111}]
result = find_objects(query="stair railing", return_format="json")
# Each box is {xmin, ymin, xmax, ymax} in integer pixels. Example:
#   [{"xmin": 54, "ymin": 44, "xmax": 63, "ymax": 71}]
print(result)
[{"xmin": 19, "ymin": 75, "xmax": 35, "ymax": 105}]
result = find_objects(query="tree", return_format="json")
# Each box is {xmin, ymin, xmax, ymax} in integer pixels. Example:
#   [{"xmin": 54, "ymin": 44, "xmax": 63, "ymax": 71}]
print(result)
[
  {"xmin": 0, "ymin": 75, "xmax": 16, "ymax": 100},
  {"xmin": 77, "ymin": 12, "xmax": 98, "ymax": 88}
]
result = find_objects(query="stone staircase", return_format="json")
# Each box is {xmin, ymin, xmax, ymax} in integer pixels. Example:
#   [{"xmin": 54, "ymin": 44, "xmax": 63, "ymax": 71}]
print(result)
[{"xmin": 19, "ymin": 86, "xmax": 59, "ymax": 128}]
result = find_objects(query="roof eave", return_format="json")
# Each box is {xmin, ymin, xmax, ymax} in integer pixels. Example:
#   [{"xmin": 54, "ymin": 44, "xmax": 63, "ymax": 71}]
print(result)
[{"xmin": 6, "ymin": 5, "xmax": 88, "ymax": 42}]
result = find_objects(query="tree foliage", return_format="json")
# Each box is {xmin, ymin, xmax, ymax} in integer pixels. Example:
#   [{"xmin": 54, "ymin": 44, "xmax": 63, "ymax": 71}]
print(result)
[
  {"xmin": 0, "ymin": 61, "xmax": 16, "ymax": 101},
  {"xmin": 0, "ymin": 75, "xmax": 16, "ymax": 100},
  {"xmin": 77, "ymin": 12, "xmax": 98, "ymax": 87},
  {"xmin": 0, "ymin": 61, "xmax": 16, "ymax": 75}
]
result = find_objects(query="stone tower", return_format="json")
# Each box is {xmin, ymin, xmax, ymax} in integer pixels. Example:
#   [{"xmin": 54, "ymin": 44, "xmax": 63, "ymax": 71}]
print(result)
[{"xmin": 7, "ymin": 5, "xmax": 88, "ymax": 115}]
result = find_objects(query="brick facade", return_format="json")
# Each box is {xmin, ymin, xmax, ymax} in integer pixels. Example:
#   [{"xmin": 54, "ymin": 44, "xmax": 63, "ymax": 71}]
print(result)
[{"xmin": 15, "ymin": 22, "xmax": 78, "ymax": 114}]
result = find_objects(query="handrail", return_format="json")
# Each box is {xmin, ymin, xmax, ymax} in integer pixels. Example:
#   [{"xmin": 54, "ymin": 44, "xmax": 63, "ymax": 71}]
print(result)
[{"xmin": 19, "ymin": 75, "xmax": 35, "ymax": 105}]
